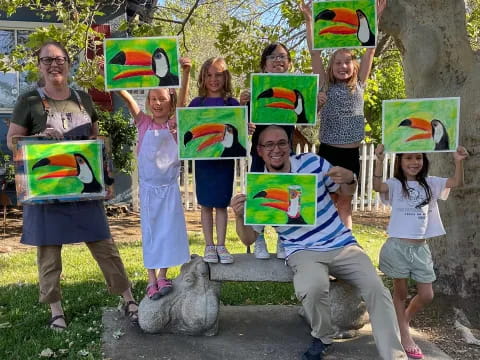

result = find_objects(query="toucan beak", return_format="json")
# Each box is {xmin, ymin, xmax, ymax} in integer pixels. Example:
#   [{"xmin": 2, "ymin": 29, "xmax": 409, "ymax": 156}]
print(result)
[
  {"xmin": 113, "ymin": 69, "xmax": 155, "ymax": 81},
  {"xmin": 32, "ymin": 154, "xmax": 78, "ymax": 179},
  {"xmin": 315, "ymin": 8, "xmax": 359, "ymax": 35},
  {"xmin": 253, "ymin": 188, "xmax": 289, "ymax": 212},
  {"xmin": 398, "ymin": 118, "xmax": 433, "ymax": 142},
  {"xmin": 110, "ymin": 49, "xmax": 156, "ymax": 80},
  {"xmin": 184, "ymin": 123, "xmax": 226, "ymax": 151},
  {"xmin": 109, "ymin": 50, "xmax": 152, "ymax": 66},
  {"xmin": 257, "ymin": 87, "xmax": 297, "ymax": 110}
]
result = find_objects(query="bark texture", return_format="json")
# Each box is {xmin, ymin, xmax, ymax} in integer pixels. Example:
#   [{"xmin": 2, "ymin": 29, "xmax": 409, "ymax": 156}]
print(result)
[{"xmin": 381, "ymin": 0, "xmax": 480, "ymax": 297}]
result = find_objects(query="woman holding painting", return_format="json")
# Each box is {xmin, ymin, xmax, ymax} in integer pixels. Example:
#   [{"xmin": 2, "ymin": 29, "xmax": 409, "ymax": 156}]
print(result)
[{"xmin": 6, "ymin": 41, "xmax": 138, "ymax": 331}]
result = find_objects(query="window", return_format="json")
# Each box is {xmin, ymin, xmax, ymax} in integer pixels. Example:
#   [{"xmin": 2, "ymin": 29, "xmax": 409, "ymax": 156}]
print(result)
[{"xmin": 0, "ymin": 28, "xmax": 36, "ymax": 110}]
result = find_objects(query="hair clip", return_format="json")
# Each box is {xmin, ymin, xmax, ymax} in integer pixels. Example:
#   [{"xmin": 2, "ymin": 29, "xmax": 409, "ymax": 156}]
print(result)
[{"xmin": 169, "ymin": 88, "xmax": 176, "ymax": 95}]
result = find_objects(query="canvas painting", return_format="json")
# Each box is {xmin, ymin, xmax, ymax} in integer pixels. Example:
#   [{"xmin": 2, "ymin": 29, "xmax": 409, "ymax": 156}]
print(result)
[
  {"xmin": 382, "ymin": 97, "xmax": 460, "ymax": 153},
  {"xmin": 177, "ymin": 106, "xmax": 248, "ymax": 160},
  {"xmin": 312, "ymin": 0, "xmax": 377, "ymax": 49},
  {"xmin": 104, "ymin": 36, "xmax": 180, "ymax": 91},
  {"xmin": 245, "ymin": 173, "xmax": 317, "ymax": 226},
  {"xmin": 250, "ymin": 73, "xmax": 319, "ymax": 125},
  {"xmin": 14, "ymin": 138, "xmax": 106, "ymax": 204}
]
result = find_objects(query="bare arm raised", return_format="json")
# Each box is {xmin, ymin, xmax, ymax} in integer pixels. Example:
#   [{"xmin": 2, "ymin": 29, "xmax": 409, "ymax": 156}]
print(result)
[{"xmin": 446, "ymin": 146, "xmax": 468, "ymax": 188}]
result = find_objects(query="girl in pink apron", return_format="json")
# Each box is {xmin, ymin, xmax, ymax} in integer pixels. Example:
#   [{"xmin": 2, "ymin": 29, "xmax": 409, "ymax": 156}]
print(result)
[{"xmin": 117, "ymin": 58, "xmax": 192, "ymax": 300}]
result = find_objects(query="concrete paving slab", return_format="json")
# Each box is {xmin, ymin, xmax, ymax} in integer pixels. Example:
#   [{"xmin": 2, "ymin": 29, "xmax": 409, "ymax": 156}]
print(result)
[{"xmin": 102, "ymin": 305, "xmax": 451, "ymax": 360}]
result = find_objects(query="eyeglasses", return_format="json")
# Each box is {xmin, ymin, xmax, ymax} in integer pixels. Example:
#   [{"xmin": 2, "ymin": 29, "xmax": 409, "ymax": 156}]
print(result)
[
  {"xmin": 259, "ymin": 140, "xmax": 290, "ymax": 151},
  {"xmin": 39, "ymin": 56, "xmax": 68, "ymax": 65},
  {"xmin": 266, "ymin": 54, "xmax": 288, "ymax": 62}
]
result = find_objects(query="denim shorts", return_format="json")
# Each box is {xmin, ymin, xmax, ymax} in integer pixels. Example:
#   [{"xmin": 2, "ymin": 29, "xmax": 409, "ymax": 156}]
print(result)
[{"xmin": 379, "ymin": 237, "xmax": 436, "ymax": 283}]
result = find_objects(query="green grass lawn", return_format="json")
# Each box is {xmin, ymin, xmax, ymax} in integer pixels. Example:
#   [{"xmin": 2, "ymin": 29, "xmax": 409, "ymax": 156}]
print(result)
[{"xmin": 0, "ymin": 222, "xmax": 386, "ymax": 359}]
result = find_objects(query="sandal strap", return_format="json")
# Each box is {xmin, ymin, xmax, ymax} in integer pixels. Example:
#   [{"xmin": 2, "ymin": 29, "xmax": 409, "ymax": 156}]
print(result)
[{"xmin": 49, "ymin": 314, "xmax": 65, "ymax": 324}]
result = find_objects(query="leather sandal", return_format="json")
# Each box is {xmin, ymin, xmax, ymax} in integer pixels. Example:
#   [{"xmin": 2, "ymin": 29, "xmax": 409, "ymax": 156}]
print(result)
[
  {"xmin": 49, "ymin": 314, "xmax": 67, "ymax": 331},
  {"xmin": 124, "ymin": 300, "xmax": 139, "ymax": 325}
]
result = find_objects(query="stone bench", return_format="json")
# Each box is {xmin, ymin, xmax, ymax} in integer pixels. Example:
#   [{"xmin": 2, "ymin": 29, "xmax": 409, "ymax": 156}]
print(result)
[{"xmin": 138, "ymin": 254, "xmax": 368, "ymax": 337}]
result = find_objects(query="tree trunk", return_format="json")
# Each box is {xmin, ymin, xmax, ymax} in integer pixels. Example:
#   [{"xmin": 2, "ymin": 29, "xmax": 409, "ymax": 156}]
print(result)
[{"xmin": 381, "ymin": 0, "xmax": 480, "ymax": 298}]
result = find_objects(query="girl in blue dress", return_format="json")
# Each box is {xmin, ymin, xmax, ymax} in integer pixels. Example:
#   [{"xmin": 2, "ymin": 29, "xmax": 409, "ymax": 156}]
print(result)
[{"xmin": 189, "ymin": 57, "xmax": 239, "ymax": 264}]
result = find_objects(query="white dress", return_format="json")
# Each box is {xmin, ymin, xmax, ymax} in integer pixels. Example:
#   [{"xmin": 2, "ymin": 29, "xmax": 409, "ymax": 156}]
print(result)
[{"xmin": 138, "ymin": 126, "xmax": 190, "ymax": 269}]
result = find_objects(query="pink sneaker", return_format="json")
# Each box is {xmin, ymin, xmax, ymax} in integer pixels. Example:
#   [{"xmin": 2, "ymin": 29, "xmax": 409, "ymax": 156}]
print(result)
[
  {"xmin": 156, "ymin": 278, "xmax": 173, "ymax": 296},
  {"xmin": 146, "ymin": 283, "xmax": 161, "ymax": 300}
]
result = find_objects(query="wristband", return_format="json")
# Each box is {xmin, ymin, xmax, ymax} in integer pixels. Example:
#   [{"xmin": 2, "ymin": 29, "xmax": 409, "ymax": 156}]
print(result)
[{"xmin": 346, "ymin": 173, "xmax": 357, "ymax": 185}]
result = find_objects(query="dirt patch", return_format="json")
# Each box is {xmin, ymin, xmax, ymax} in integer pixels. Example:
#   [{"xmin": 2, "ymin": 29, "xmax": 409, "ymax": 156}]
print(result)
[{"xmin": 1, "ymin": 207, "xmax": 479, "ymax": 359}]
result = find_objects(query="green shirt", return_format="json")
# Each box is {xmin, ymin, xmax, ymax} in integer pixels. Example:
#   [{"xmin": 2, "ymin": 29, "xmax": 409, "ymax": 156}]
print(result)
[{"xmin": 12, "ymin": 88, "xmax": 98, "ymax": 135}]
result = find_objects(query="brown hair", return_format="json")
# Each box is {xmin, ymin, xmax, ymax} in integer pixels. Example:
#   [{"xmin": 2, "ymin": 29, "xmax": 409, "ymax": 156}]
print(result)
[
  {"xmin": 36, "ymin": 41, "xmax": 71, "ymax": 64},
  {"xmin": 326, "ymin": 48, "xmax": 359, "ymax": 92},
  {"xmin": 146, "ymin": 88, "xmax": 177, "ymax": 119},
  {"xmin": 197, "ymin": 57, "xmax": 233, "ymax": 98}
]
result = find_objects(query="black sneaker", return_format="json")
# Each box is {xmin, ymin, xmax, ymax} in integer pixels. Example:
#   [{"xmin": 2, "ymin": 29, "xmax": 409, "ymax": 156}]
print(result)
[{"xmin": 302, "ymin": 337, "xmax": 332, "ymax": 360}]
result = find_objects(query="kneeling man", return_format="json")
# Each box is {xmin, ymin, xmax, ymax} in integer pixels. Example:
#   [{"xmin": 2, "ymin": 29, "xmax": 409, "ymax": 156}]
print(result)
[{"xmin": 230, "ymin": 126, "xmax": 406, "ymax": 360}]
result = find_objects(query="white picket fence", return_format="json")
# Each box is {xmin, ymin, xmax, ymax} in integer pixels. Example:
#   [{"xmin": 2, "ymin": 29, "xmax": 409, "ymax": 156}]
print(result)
[{"xmin": 179, "ymin": 142, "xmax": 395, "ymax": 212}]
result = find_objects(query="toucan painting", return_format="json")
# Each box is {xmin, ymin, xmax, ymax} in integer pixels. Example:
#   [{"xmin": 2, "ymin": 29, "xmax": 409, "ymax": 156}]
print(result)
[
  {"xmin": 105, "ymin": 37, "xmax": 180, "ymax": 90},
  {"xmin": 382, "ymin": 97, "xmax": 460, "ymax": 153},
  {"xmin": 250, "ymin": 74, "xmax": 319, "ymax": 126},
  {"xmin": 398, "ymin": 118, "xmax": 450, "ymax": 151},
  {"xmin": 313, "ymin": 0, "xmax": 377, "ymax": 49},
  {"xmin": 16, "ymin": 139, "xmax": 106, "ymax": 204},
  {"xmin": 177, "ymin": 106, "xmax": 248, "ymax": 160},
  {"xmin": 257, "ymin": 87, "xmax": 308, "ymax": 124},
  {"xmin": 245, "ymin": 173, "xmax": 317, "ymax": 226},
  {"xmin": 183, "ymin": 123, "xmax": 246, "ymax": 158},
  {"xmin": 32, "ymin": 153, "xmax": 103, "ymax": 193}
]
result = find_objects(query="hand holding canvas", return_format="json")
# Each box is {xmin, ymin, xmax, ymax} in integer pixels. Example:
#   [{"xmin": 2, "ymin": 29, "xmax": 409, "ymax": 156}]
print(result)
[{"xmin": 230, "ymin": 194, "xmax": 246, "ymax": 219}]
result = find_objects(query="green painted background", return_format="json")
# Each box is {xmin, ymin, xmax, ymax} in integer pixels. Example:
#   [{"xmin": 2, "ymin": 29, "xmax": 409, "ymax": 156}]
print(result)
[
  {"xmin": 24, "ymin": 141, "xmax": 103, "ymax": 198},
  {"xmin": 382, "ymin": 98, "xmax": 460, "ymax": 153},
  {"xmin": 104, "ymin": 37, "xmax": 179, "ymax": 90},
  {"xmin": 245, "ymin": 173, "xmax": 317, "ymax": 226},
  {"xmin": 250, "ymin": 74, "xmax": 318, "ymax": 125},
  {"xmin": 313, "ymin": 0, "xmax": 376, "ymax": 49},
  {"xmin": 177, "ymin": 107, "xmax": 248, "ymax": 159}
]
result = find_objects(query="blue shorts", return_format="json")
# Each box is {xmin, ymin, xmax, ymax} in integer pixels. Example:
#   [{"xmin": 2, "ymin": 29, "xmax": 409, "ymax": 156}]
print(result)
[{"xmin": 379, "ymin": 237, "xmax": 436, "ymax": 283}]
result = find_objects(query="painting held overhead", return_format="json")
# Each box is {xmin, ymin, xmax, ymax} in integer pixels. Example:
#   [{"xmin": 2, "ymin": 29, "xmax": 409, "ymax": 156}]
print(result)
[
  {"xmin": 313, "ymin": 0, "xmax": 377, "ymax": 49},
  {"xmin": 104, "ymin": 37, "xmax": 180, "ymax": 90}
]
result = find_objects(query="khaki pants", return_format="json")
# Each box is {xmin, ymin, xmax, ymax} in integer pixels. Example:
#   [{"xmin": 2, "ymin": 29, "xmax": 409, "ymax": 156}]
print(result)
[
  {"xmin": 287, "ymin": 245, "xmax": 407, "ymax": 360},
  {"xmin": 37, "ymin": 239, "xmax": 131, "ymax": 304}
]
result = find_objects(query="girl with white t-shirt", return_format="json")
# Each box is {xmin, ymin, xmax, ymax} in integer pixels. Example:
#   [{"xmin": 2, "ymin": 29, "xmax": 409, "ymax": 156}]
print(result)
[{"xmin": 373, "ymin": 145, "xmax": 468, "ymax": 359}]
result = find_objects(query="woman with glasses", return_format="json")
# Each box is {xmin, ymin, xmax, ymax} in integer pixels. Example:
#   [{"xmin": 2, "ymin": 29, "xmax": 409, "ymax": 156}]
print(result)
[
  {"xmin": 6, "ymin": 41, "xmax": 138, "ymax": 331},
  {"xmin": 239, "ymin": 43, "xmax": 294, "ymax": 260}
]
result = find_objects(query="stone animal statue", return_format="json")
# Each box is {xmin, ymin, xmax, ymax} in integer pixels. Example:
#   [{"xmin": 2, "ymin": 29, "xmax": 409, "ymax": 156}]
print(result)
[{"xmin": 139, "ymin": 254, "xmax": 221, "ymax": 336}]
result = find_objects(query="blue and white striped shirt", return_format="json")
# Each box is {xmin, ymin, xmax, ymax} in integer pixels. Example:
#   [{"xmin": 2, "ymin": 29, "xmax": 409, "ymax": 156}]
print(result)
[{"xmin": 274, "ymin": 153, "xmax": 357, "ymax": 257}]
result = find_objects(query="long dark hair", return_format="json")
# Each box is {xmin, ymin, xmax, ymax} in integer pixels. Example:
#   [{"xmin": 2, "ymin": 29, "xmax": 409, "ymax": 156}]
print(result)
[{"xmin": 394, "ymin": 153, "xmax": 432, "ymax": 208}]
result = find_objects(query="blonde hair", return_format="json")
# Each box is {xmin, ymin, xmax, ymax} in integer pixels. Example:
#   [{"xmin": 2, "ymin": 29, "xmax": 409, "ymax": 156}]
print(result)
[
  {"xmin": 326, "ymin": 48, "xmax": 360, "ymax": 92},
  {"xmin": 197, "ymin": 57, "xmax": 233, "ymax": 98},
  {"xmin": 145, "ymin": 88, "xmax": 177, "ymax": 119}
]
